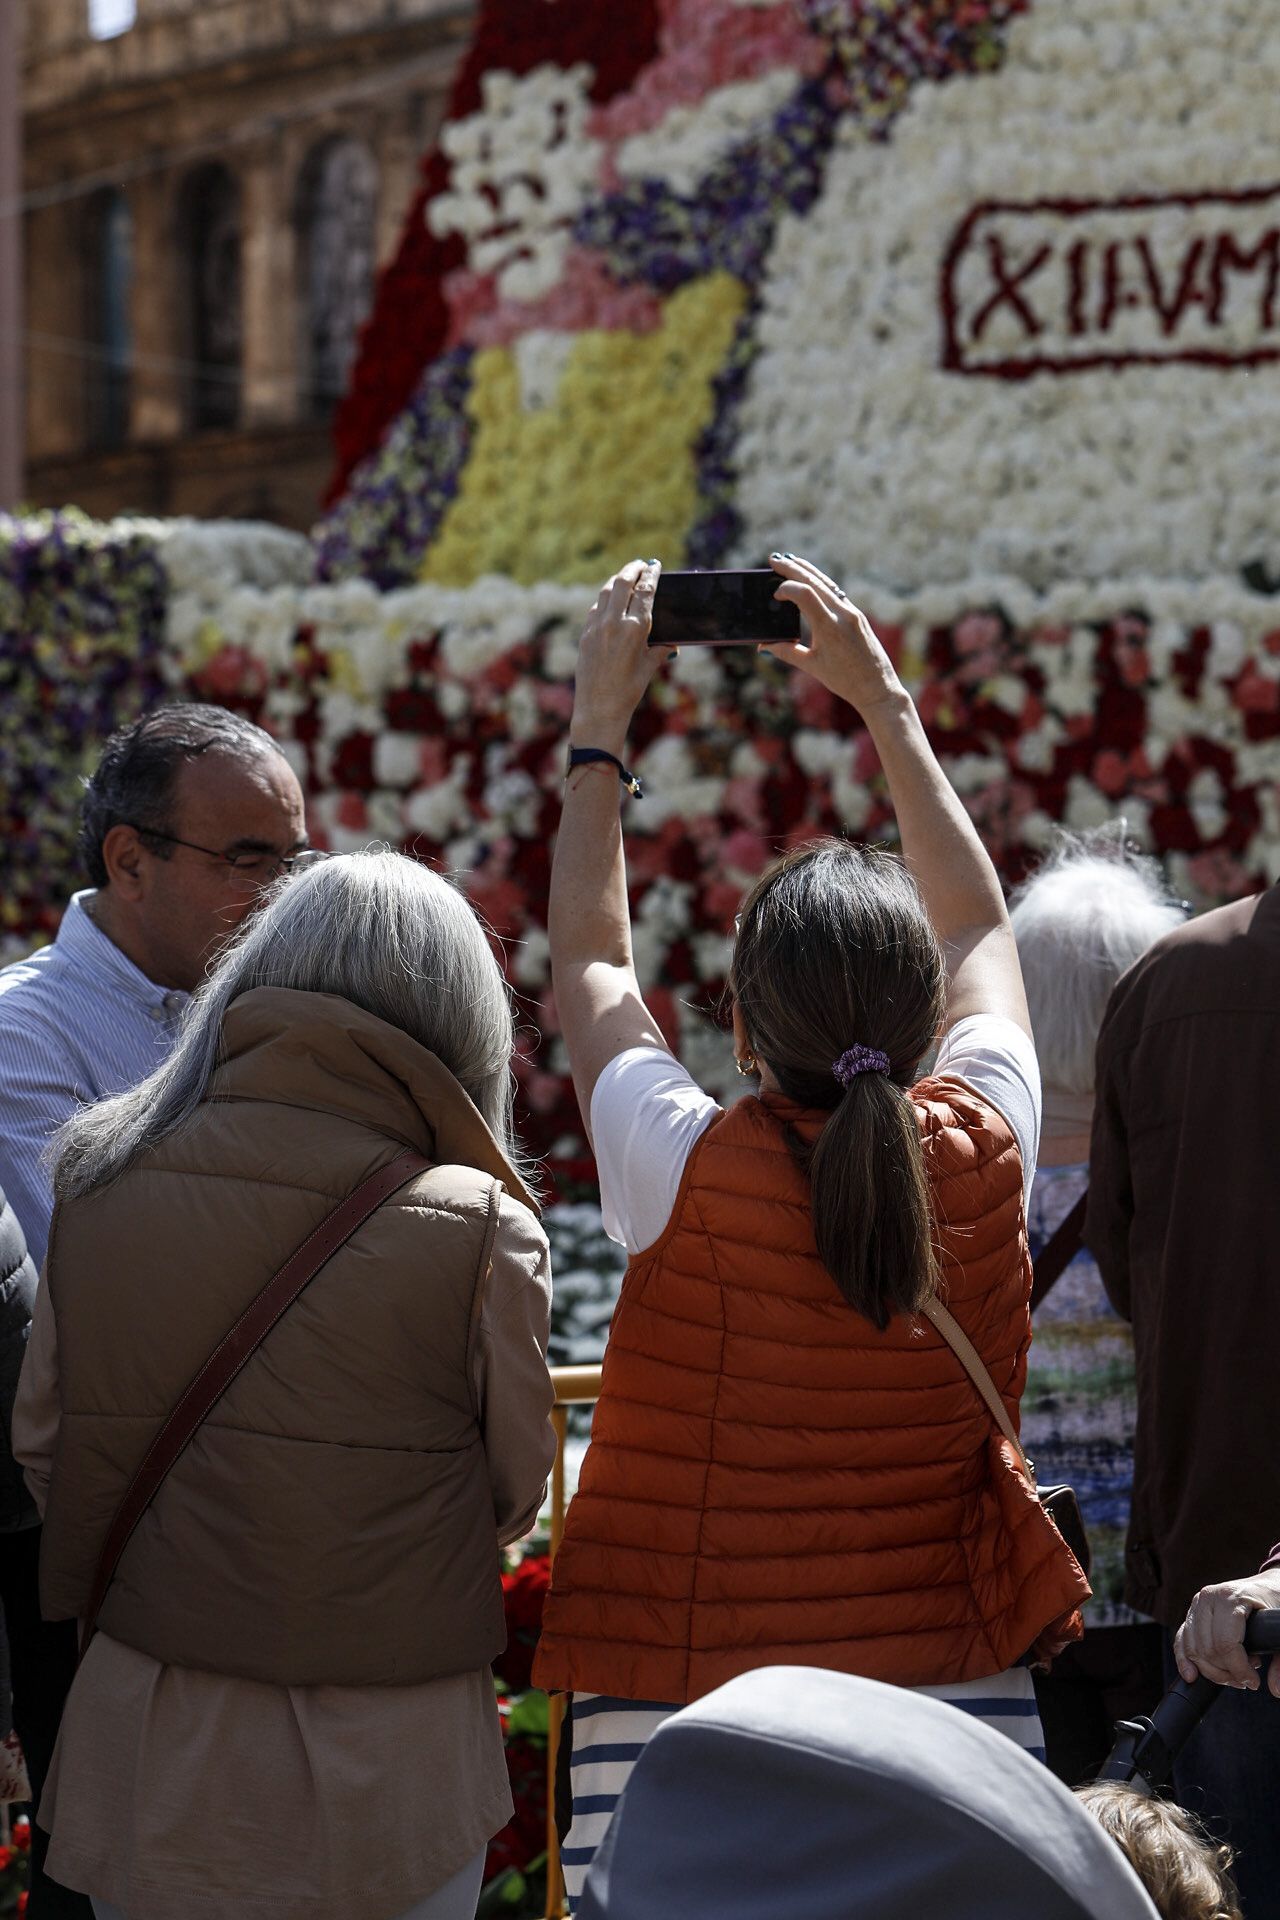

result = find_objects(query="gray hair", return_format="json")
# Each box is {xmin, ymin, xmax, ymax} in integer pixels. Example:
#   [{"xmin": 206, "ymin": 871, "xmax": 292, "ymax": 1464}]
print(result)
[
  {"xmin": 1009, "ymin": 830, "xmax": 1185, "ymax": 1096},
  {"xmin": 54, "ymin": 849, "xmax": 531, "ymax": 1200}
]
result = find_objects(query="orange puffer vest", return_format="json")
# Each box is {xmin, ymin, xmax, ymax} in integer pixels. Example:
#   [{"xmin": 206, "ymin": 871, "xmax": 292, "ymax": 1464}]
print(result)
[{"xmin": 535, "ymin": 1077, "xmax": 1088, "ymax": 1706}]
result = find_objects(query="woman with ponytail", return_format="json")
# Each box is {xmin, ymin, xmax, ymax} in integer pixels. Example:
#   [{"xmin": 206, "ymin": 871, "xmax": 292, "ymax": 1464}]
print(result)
[{"xmin": 536, "ymin": 555, "xmax": 1090, "ymax": 1912}]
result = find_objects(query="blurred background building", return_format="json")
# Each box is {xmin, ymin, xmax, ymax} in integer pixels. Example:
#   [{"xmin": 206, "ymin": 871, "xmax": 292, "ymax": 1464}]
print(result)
[{"xmin": 16, "ymin": 0, "xmax": 475, "ymax": 528}]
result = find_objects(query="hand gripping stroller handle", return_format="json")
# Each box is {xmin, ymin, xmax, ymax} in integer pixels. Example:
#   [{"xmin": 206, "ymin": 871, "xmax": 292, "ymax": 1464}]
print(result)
[{"xmin": 1097, "ymin": 1609, "xmax": 1280, "ymax": 1793}]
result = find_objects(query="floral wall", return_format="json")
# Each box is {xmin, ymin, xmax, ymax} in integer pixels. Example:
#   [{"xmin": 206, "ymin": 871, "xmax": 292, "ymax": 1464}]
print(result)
[
  {"xmin": 7, "ymin": 0, "xmax": 1280, "ymax": 1185},
  {"xmin": 4, "ymin": 511, "xmax": 1279, "ymax": 1185}
]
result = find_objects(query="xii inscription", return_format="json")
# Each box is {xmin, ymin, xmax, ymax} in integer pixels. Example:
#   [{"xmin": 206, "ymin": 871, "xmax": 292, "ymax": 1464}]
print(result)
[{"xmin": 941, "ymin": 185, "xmax": 1280, "ymax": 378}]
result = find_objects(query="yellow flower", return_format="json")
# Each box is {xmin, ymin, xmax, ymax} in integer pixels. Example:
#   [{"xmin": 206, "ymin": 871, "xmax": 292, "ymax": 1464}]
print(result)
[{"xmin": 421, "ymin": 272, "xmax": 748, "ymax": 586}]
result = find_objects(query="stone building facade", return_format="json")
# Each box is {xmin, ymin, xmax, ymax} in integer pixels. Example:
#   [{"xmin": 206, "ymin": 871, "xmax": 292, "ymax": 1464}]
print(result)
[{"xmin": 20, "ymin": 0, "xmax": 474, "ymax": 529}]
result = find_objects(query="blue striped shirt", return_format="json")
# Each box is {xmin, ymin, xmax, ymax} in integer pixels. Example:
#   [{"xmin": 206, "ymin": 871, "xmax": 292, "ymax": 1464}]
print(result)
[{"xmin": 0, "ymin": 892, "xmax": 187, "ymax": 1268}]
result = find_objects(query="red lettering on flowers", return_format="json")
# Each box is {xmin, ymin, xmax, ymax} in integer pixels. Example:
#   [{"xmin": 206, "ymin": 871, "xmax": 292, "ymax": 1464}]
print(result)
[{"xmin": 941, "ymin": 184, "xmax": 1280, "ymax": 378}]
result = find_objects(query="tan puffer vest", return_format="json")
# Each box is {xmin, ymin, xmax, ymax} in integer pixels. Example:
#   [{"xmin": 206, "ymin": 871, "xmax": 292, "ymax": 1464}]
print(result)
[
  {"xmin": 40, "ymin": 987, "xmax": 541, "ymax": 1689},
  {"xmin": 535, "ymin": 1078, "xmax": 1088, "ymax": 1705}
]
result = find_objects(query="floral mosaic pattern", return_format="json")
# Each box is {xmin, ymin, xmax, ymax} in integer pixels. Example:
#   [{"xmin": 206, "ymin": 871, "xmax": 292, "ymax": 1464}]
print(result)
[
  {"xmin": 0, "ymin": 511, "xmax": 168, "ymax": 944},
  {"xmin": 317, "ymin": 0, "xmax": 1031, "ymax": 586},
  {"xmin": 6, "ymin": 514, "xmax": 1279, "ymax": 1177},
  {"xmin": 322, "ymin": 0, "xmax": 1280, "ymax": 601}
]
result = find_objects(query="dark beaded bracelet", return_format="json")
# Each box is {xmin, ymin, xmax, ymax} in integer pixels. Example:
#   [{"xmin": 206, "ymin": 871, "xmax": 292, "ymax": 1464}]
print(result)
[{"xmin": 566, "ymin": 746, "xmax": 643, "ymax": 799}]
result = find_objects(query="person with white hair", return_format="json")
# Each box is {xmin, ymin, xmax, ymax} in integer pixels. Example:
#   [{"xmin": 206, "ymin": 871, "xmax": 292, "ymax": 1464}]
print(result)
[
  {"xmin": 1009, "ymin": 834, "xmax": 1184, "ymax": 1786},
  {"xmin": 12, "ymin": 849, "xmax": 557, "ymax": 1920}
]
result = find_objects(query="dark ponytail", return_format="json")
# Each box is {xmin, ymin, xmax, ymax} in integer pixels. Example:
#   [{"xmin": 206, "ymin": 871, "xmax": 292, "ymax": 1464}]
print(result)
[{"xmin": 728, "ymin": 840, "xmax": 946, "ymax": 1331}]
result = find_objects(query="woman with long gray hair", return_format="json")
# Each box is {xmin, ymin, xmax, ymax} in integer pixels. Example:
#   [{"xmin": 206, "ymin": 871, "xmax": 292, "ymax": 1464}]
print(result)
[{"xmin": 14, "ymin": 849, "xmax": 557, "ymax": 1920}]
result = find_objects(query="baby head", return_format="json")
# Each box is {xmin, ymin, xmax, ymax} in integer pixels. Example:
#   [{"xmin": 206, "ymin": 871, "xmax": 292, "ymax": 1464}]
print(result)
[{"xmin": 1075, "ymin": 1783, "xmax": 1241, "ymax": 1920}]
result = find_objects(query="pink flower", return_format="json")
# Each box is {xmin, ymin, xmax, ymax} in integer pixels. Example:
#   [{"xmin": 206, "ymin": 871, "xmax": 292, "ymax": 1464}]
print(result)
[
  {"xmin": 417, "ymin": 738, "xmax": 450, "ymax": 784},
  {"xmin": 1232, "ymin": 665, "xmax": 1280, "ymax": 714},
  {"xmin": 1092, "ymin": 749, "xmax": 1129, "ymax": 797},
  {"xmin": 538, "ymin": 684, "xmax": 576, "ymax": 720},
  {"xmin": 463, "ymin": 250, "xmax": 665, "ymax": 349},
  {"xmin": 442, "ymin": 267, "xmax": 500, "ymax": 348},
  {"xmin": 720, "ymin": 828, "xmax": 771, "ymax": 876},
  {"xmin": 520, "ymin": 1067, "xmax": 565, "ymax": 1115},
  {"xmin": 704, "ymin": 879, "xmax": 747, "ymax": 924},
  {"xmin": 722, "ymin": 775, "xmax": 769, "ymax": 831},
  {"xmin": 590, "ymin": 0, "xmax": 826, "ymax": 143},
  {"xmin": 1186, "ymin": 849, "xmax": 1252, "ymax": 901},
  {"xmin": 953, "ymin": 612, "xmax": 1004, "ymax": 657}
]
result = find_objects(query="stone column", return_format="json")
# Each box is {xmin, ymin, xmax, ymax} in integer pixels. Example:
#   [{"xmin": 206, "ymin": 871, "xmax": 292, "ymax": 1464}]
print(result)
[
  {"xmin": 22, "ymin": 195, "xmax": 86, "ymax": 461},
  {"xmin": 240, "ymin": 140, "xmax": 298, "ymax": 428},
  {"xmin": 128, "ymin": 169, "xmax": 184, "ymax": 442}
]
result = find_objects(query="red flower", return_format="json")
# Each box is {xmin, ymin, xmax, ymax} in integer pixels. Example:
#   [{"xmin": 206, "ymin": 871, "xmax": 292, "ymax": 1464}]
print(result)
[
  {"xmin": 11, "ymin": 1816, "xmax": 30, "ymax": 1854},
  {"xmin": 496, "ymin": 1552, "xmax": 552, "ymax": 1692}
]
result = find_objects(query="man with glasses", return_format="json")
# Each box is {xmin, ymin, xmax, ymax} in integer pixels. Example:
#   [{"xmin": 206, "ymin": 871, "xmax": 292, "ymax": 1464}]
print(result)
[{"xmin": 0, "ymin": 702, "xmax": 307, "ymax": 1916}]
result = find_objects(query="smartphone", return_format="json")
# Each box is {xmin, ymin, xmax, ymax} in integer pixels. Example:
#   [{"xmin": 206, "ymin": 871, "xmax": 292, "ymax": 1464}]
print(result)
[{"xmin": 648, "ymin": 569, "xmax": 802, "ymax": 647}]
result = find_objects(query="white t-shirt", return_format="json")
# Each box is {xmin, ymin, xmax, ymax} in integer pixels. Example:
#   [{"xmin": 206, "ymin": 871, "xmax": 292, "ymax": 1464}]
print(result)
[{"xmin": 590, "ymin": 1015, "xmax": 1042, "ymax": 1256}]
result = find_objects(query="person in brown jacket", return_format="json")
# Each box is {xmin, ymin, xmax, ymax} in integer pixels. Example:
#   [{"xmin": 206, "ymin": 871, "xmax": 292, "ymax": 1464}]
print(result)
[
  {"xmin": 13, "ymin": 849, "xmax": 557, "ymax": 1920},
  {"xmin": 1088, "ymin": 880, "xmax": 1280, "ymax": 1919},
  {"xmin": 535, "ymin": 554, "xmax": 1089, "ymax": 1910}
]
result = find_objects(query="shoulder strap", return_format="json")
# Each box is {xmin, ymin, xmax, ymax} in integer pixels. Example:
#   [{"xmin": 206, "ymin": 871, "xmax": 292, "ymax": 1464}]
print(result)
[
  {"xmin": 79, "ymin": 1145, "xmax": 430, "ymax": 1660},
  {"xmin": 1029, "ymin": 1189, "xmax": 1087, "ymax": 1313},
  {"xmin": 921, "ymin": 1296, "xmax": 1036, "ymax": 1487}
]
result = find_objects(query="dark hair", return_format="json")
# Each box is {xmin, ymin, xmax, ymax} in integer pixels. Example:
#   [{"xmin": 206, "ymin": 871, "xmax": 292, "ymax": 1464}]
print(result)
[
  {"xmin": 728, "ymin": 839, "xmax": 946, "ymax": 1330},
  {"xmin": 78, "ymin": 704, "xmax": 284, "ymax": 888}
]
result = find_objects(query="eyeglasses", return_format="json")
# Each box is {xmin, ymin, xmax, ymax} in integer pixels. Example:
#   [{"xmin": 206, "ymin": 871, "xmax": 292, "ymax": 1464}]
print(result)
[{"xmin": 130, "ymin": 827, "xmax": 326, "ymax": 882}]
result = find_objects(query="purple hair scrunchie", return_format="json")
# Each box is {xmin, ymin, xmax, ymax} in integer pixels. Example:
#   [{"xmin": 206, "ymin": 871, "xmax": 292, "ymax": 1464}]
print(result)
[{"xmin": 832, "ymin": 1045, "xmax": 891, "ymax": 1087}]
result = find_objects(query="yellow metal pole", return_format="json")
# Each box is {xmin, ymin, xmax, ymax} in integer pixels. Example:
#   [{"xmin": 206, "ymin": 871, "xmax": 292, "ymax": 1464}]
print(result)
[{"xmin": 542, "ymin": 1370, "xmax": 600, "ymax": 1919}]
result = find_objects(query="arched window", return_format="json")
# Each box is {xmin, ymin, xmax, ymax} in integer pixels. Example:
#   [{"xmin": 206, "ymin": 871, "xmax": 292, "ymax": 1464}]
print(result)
[
  {"xmin": 297, "ymin": 138, "xmax": 378, "ymax": 417},
  {"xmin": 86, "ymin": 187, "xmax": 131, "ymax": 449},
  {"xmin": 181, "ymin": 164, "xmax": 242, "ymax": 430}
]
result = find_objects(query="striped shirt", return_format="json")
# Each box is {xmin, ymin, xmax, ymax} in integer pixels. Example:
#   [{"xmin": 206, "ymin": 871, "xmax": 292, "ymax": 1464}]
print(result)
[
  {"xmin": 563, "ymin": 1672, "xmax": 1044, "ymax": 1913},
  {"xmin": 0, "ymin": 892, "xmax": 187, "ymax": 1269}
]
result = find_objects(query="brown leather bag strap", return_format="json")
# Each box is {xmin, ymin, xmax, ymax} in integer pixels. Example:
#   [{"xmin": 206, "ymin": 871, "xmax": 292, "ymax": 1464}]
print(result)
[
  {"xmin": 921, "ymin": 1296, "xmax": 1037, "ymax": 1487},
  {"xmin": 1029, "ymin": 1189, "xmax": 1088, "ymax": 1313},
  {"xmin": 79, "ymin": 1145, "xmax": 430, "ymax": 1661}
]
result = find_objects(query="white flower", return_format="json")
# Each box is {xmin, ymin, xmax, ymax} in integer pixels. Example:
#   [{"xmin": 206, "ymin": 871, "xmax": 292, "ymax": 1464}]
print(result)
[
  {"xmin": 427, "ymin": 63, "xmax": 600, "ymax": 300},
  {"xmin": 513, "ymin": 331, "xmax": 577, "ymax": 412},
  {"xmin": 512, "ymin": 925, "xmax": 551, "ymax": 990},
  {"xmin": 1187, "ymin": 767, "xmax": 1229, "ymax": 839},
  {"xmin": 373, "ymin": 734, "xmax": 425, "ymax": 788},
  {"xmin": 616, "ymin": 71, "xmax": 802, "ymax": 198},
  {"xmin": 403, "ymin": 764, "xmax": 475, "ymax": 841},
  {"xmin": 1064, "ymin": 775, "xmax": 1117, "ymax": 832}
]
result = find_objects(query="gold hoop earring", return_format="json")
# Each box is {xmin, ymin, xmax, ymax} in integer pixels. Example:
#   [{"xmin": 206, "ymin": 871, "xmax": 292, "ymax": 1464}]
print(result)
[{"xmin": 736, "ymin": 1052, "xmax": 758, "ymax": 1077}]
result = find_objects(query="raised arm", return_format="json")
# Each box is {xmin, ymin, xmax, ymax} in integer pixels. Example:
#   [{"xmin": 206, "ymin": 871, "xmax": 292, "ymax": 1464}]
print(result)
[
  {"xmin": 768, "ymin": 554, "xmax": 1030, "ymax": 1038},
  {"xmin": 550, "ymin": 561, "xmax": 670, "ymax": 1144}
]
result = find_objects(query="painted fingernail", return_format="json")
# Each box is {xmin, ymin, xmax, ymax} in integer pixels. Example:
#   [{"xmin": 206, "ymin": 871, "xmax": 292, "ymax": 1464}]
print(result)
[
  {"xmin": 770, "ymin": 551, "xmax": 782, "ymax": 559},
  {"xmin": 648, "ymin": 557, "xmax": 660, "ymax": 565},
  {"xmin": 666, "ymin": 650, "xmax": 678, "ymax": 661}
]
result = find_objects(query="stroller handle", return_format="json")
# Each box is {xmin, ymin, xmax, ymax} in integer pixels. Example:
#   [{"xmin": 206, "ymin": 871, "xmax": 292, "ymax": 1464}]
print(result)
[
  {"xmin": 1096, "ymin": 1608, "xmax": 1280, "ymax": 1793},
  {"xmin": 1240, "ymin": 1609, "xmax": 1280, "ymax": 1653}
]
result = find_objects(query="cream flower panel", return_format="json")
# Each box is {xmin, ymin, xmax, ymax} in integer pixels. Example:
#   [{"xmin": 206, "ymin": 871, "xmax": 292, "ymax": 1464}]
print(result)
[
  {"xmin": 734, "ymin": 0, "xmax": 1280, "ymax": 593},
  {"xmin": 427, "ymin": 64, "xmax": 601, "ymax": 302}
]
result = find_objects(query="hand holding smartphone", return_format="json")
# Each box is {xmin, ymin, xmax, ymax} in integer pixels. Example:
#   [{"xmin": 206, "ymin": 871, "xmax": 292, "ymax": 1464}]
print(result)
[{"xmin": 648, "ymin": 569, "xmax": 802, "ymax": 648}]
